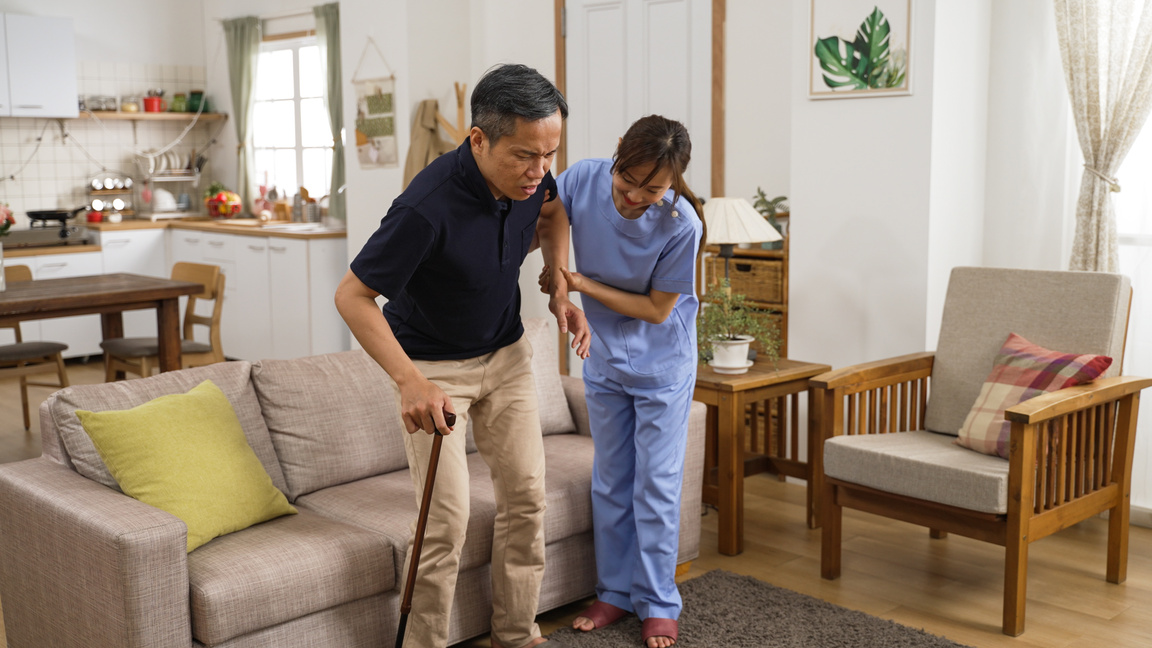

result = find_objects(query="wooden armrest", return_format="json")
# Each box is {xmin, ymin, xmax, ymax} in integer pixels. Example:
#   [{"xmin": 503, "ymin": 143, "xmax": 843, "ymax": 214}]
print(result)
[
  {"xmin": 810, "ymin": 352, "xmax": 935, "ymax": 390},
  {"xmin": 1004, "ymin": 375, "xmax": 1152, "ymax": 424}
]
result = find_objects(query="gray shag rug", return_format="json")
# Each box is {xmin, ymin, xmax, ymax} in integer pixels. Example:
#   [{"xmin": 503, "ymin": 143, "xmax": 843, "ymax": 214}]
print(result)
[{"xmin": 545, "ymin": 570, "xmax": 972, "ymax": 647}]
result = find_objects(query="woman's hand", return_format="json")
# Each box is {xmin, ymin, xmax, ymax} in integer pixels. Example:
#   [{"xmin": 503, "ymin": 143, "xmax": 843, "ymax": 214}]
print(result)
[{"xmin": 558, "ymin": 267, "xmax": 587, "ymax": 293}]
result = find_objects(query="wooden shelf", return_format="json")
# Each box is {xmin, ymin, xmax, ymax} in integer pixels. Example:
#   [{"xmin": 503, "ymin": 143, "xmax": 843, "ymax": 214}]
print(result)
[{"xmin": 78, "ymin": 112, "xmax": 227, "ymax": 122}]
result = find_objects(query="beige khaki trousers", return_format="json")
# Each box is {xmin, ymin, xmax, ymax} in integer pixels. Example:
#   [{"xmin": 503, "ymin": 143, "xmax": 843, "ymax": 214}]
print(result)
[{"xmin": 395, "ymin": 336, "xmax": 547, "ymax": 648}]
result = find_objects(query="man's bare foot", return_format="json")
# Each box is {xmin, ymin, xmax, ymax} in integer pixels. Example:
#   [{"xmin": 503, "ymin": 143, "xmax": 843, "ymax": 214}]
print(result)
[{"xmin": 490, "ymin": 635, "xmax": 547, "ymax": 648}]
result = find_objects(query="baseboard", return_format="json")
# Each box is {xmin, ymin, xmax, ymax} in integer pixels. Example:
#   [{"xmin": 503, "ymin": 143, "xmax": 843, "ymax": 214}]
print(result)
[{"xmin": 1131, "ymin": 504, "xmax": 1152, "ymax": 529}]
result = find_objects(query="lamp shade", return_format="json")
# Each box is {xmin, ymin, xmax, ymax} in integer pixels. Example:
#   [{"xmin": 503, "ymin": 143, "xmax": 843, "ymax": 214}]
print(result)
[{"xmin": 702, "ymin": 197, "xmax": 783, "ymax": 245}]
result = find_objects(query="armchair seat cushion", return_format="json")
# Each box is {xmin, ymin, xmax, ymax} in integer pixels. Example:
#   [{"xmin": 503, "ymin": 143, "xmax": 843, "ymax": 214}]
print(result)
[
  {"xmin": 824, "ymin": 430, "xmax": 1009, "ymax": 514},
  {"xmin": 188, "ymin": 509, "xmax": 394, "ymax": 645}
]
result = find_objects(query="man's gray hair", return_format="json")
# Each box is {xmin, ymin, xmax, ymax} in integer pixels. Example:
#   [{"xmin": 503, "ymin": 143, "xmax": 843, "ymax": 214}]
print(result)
[{"xmin": 471, "ymin": 64, "xmax": 568, "ymax": 145}]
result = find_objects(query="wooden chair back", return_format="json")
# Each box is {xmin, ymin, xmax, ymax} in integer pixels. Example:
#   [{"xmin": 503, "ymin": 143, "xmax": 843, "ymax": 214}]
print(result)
[
  {"xmin": 2, "ymin": 265, "xmax": 33, "ymax": 343},
  {"xmin": 171, "ymin": 262, "xmax": 226, "ymax": 366}
]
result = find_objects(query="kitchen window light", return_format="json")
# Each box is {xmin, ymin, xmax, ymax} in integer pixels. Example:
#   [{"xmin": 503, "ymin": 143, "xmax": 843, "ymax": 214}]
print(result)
[{"xmin": 252, "ymin": 36, "xmax": 333, "ymax": 203}]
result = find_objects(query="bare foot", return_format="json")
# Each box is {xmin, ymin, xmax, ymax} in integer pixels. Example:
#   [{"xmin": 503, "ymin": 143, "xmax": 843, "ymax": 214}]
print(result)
[
  {"xmin": 571, "ymin": 615, "xmax": 595, "ymax": 632},
  {"xmin": 490, "ymin": 636, "xmax": 547, "ymax": 648},
  {"xmin": 646, "ymin": 635, "xmax": 675, "ymax": 648}
]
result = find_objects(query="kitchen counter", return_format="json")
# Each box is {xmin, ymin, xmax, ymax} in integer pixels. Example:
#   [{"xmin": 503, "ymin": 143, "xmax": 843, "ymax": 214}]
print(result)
[
  {"xmin": 4, "ymin": 244, "xmax": 102, "ymax": 258},
  {"xmin": 87, "ymin": 218, "xmax": 345, "ymax": 239},
  {"xmin": 169, "ymin": 219, "xmax": 346, "ymax": 240}
]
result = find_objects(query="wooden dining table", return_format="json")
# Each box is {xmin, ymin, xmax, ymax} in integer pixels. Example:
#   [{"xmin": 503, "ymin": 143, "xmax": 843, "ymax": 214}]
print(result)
[{"xmin": 0, "ymin": 273, "xmax": 204, "ymax": 373}]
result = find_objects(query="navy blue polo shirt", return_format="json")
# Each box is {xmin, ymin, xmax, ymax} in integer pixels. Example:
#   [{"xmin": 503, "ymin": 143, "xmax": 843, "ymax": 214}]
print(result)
[{"xmin": 350, "ymin": 140, "xmax": 557, "ymax": 360}]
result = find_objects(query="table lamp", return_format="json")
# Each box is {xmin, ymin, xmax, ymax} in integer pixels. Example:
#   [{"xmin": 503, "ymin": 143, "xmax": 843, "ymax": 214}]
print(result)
[{"xmin": 702, "ymin": 197, "xmax": 783, "ymax": 282}]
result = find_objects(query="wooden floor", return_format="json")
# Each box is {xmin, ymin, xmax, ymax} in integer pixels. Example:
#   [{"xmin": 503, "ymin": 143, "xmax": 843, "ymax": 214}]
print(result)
[{"xmin": 3, "ymin": 361, "xmax": 1152, "ymax": 648}]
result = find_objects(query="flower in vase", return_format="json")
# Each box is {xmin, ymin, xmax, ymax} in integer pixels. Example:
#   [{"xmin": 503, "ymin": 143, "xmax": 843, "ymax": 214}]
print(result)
[{"xmin": 0, "ymin": 204, "xmax": 14, "ymax": 237}]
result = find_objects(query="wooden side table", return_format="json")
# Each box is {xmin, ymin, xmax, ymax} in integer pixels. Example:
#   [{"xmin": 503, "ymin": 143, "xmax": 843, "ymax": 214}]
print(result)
[{"xmin": 694, "ymin": 358, "xmax": 830, "ymax": 555}]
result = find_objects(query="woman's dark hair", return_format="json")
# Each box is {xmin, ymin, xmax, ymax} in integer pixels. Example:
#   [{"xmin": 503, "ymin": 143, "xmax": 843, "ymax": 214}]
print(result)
[
  {"xmin": 471, "ymin": 64, "xmax": 568, "ymax": 144},
  {"xmin": 611, "ymin": 115, "xmax": 705, "ymax": 229}
]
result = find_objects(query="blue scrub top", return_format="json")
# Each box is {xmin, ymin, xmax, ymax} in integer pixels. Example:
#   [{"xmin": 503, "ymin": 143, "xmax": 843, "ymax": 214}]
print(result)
[{"xmin": 556, "ymin": 158, "xmax": 702, "ymax": 388}]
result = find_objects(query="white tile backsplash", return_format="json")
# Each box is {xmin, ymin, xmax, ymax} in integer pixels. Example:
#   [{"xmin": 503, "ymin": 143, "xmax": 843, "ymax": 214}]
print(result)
[{"xmin": 0, "ymin": 61, "xmax": 213, "ymax": 224}]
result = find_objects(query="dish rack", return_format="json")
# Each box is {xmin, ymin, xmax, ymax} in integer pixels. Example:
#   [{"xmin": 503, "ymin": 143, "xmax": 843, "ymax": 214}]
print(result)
[{"xmin": 135, "ymin": 150, "xmax": 207, "ymax": 221}]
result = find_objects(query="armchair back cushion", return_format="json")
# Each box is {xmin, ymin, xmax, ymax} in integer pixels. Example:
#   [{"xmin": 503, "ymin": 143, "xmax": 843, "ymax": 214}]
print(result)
[{"xmin": 924, "ymin": 267, "xmax": 1129, "ymax": 435}]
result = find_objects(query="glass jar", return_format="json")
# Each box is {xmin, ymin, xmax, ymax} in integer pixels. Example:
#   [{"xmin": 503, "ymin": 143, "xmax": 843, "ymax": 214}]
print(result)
[{"xmin": 170, "ymin": 93, "xmax": 187, "ymax": 112}]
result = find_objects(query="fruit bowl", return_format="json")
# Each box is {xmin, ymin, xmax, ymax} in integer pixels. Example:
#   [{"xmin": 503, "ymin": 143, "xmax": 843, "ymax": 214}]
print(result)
[{"xmin": 205, "ymin": 191, "xmax": 242, "ymax": 218}]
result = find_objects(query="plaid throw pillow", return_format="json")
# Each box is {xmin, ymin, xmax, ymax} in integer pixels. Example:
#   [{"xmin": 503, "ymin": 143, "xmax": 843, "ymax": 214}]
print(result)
[{"xmin": 955, "ymin": 333, "xmax": 1112, "ymax": 459}]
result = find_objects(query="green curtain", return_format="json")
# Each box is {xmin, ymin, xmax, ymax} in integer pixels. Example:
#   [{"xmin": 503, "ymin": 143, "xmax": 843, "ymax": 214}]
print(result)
[
  {"xmin": 314, "ymin": 3, "xmax": 346, "ymax": 221},
  {"xmin": 222, "ymin": 16, "xmax": 260, "ymax": 214}
]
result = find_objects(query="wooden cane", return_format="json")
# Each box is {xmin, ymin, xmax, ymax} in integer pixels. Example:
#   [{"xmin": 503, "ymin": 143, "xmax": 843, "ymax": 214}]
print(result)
[{"xmin": 395, "ymin": 410, "xmax": 455, "ymax": 648}]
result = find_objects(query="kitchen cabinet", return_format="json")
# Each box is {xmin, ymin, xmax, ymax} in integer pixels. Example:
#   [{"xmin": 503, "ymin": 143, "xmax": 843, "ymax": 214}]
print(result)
[
  {"xmin": 98, "ymin": 228, "xmax": 167, "ymax": 338},
  {"xmin": 169, "ymin": 228, "xmax": 348, "ymax": 361},
  {"xmin": 0, "ymin": 14, "xmax": 78, "ymax": 118}
]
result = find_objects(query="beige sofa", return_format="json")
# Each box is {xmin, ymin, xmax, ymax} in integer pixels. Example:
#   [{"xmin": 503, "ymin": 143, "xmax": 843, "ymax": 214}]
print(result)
[{"xmin": 0, "ymin": 318, "xmax": 705, "ymax": 648}]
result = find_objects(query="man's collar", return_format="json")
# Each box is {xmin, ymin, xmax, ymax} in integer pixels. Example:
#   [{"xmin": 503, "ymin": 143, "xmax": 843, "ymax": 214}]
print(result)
[{"xmin": 456, "ymin": 139, "xmax": 501, "ymax": 213}]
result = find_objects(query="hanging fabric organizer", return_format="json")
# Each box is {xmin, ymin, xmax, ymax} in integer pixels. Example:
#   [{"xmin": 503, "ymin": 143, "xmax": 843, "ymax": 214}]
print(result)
[{"xmin": 352, "ymin": 36, "xmax": 399, "ymax": 169}]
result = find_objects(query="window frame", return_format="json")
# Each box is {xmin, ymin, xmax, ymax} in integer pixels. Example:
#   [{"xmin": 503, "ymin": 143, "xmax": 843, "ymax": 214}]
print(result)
[{"xmin": 252, "ymin": 35, "xmax": 332, "ymax": 199}]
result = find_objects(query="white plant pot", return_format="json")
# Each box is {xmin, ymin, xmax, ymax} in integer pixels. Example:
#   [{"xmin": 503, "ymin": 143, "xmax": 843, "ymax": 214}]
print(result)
[{"xmin": 709, "ymin": 335, "xmax": 754, "ymax": 374}]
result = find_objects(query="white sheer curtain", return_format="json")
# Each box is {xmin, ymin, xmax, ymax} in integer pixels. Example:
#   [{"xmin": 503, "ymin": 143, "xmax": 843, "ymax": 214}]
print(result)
[{"xmin": 1054, "ymin": 0, "xmax": 1152, "ymax": 272}]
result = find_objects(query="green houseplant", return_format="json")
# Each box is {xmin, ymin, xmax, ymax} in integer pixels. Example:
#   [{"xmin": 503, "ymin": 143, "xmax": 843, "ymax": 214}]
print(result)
[
  {"xmin": 697, "ymin": 279, "xmax": 781, "ymax": 373},
  {"xmin": 752, "ymin": 188, "xmax": 787, "ymax": 250}
]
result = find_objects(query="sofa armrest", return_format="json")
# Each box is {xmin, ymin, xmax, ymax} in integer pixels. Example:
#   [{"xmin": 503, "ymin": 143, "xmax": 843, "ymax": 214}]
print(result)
[
  {"xmin": 0, "ymin": 458, "xmax": 192, "ymax": 648},
  {"xmin": 561, "ymin": 374, "xmax": 591, "ymax": 437},
  {"xmin": 678, "ymin": 400, "xmax": 707, "ymax": 565}
]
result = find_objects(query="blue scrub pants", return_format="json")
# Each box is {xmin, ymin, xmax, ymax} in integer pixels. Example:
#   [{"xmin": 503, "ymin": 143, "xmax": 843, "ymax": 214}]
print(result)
[{"xmin": 583, "ymin": 362, "xmax": 695, "ymax": 621}]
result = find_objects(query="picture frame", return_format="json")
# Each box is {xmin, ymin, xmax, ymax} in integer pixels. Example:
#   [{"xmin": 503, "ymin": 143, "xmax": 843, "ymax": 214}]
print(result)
[{"xmin": 808, "ymin": 0, "xmax": 912, "ymax": 99}]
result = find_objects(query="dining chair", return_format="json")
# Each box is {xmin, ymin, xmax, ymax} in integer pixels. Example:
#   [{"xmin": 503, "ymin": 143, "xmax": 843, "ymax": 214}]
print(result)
[
  {"xmin": 101, "ymin": 262, "xmax": 226, "ymax": 380},
  {"xmin": 0, "ymin": 265, "xmax": 70, "ymax": 429}
]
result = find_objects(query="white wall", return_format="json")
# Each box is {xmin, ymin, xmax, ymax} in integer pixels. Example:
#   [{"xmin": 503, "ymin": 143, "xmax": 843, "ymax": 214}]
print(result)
[
  {"xmin": 925, "ymin": 1, "xmax": 991, "ymax": 345},
  {"xmin": 724, "ymin": 0, "xmax": 791, "ymax": 202},
  {"xmin": 788, "ymin": 0, "xmax": 937, "ymax": 370},
  {"xmin": 981, "ymin": 2, "xmax": 1072, "ymax": 271},
  {"xmin": 0, "ymin": 0, "xmax": 206, "ymax": 66}
]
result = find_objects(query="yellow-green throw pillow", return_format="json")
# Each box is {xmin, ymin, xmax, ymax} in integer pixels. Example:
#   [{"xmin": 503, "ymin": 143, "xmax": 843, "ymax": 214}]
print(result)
[{"xmin": 76, "ymin": 379, "xmax": 296, "ymax": 552}]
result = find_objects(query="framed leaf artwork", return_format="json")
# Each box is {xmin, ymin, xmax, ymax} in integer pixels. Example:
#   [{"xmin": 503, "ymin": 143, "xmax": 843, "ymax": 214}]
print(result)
[{"xmin": 808, "ymin": 0, "xmax": 912, "ymax": 99}]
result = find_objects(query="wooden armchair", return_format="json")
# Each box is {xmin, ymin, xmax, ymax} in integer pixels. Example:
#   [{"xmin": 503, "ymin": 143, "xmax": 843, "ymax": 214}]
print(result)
[{"xmin": 810, "ymin": 266, "xmax": 1149, "ymax": 636}]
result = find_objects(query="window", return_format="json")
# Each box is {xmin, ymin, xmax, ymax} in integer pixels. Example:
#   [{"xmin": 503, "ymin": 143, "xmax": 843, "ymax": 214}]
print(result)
[
  {"xmin": 252, "ymin": 37, "xmax": 332, "ymax": 200},
  {"xmin": 1115, "ymin": 121, "xmax": 1152, "ymax": 500}
]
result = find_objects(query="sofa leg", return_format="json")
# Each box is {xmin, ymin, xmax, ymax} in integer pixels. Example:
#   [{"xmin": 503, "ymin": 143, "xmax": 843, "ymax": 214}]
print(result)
[
  {"xmin": 820, "ymin": 481, "xmax": 841, "ymax": 580},
  {"xmin": 929, "ymin": 528, "xmax": 948, "ymax": 539},
  {"xmin": 675, "ymin": 561, "xmax": 692, "ymax": 579}
]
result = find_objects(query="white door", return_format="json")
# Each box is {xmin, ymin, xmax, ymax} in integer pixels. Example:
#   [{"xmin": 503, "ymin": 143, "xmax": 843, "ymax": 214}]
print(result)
[
  {"xmin": 562, "ymin": 0, "xmax": 711, "ymax": 374},
  {"xmin": 564, "ymin": 0, "xmax": 711, "ymax": 193}
]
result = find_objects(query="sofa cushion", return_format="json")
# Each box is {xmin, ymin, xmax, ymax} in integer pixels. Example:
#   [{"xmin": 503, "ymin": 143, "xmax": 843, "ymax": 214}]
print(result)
[
  {"xmin": 523, "ymin": 318, "xmax": 577, "ymax": 436},
  {"xmin": 49, "ymin": 361, "xmax": 289, "ymax": 495},
  {"xmin": 824, "ymin": 430, "xmax": 1010, "ymax": 514},
  {"xmin": 295, "ymin": 434, "xmax": 595, "ymax": 580},
  {"xmin": 188, "ymin": 509, "xmax": 394, "ymax": 645},
  {"xmin": 924, "ymin": 267, "xmax": 1129, "ymax": 436},
  {"xmin": 956, "ymin": 333, "xmax": 1111, "ymax": 458},
  {"xmin": 75, "ymin": 380, "xmax": 297, "ymax": 552},
  {"xmin": 251, "ymin": 350, "xmax": 408, "ymax": 500}
]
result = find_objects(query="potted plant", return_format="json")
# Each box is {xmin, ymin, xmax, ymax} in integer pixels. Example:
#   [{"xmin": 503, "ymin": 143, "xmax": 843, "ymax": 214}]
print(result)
[
  {"xmin": 697, "ymin": 279, "xmax": 781, "ymax": 374},
  {"xmin": 752, "ymin": 188, "xmax": 788, "ymax": 250}
]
